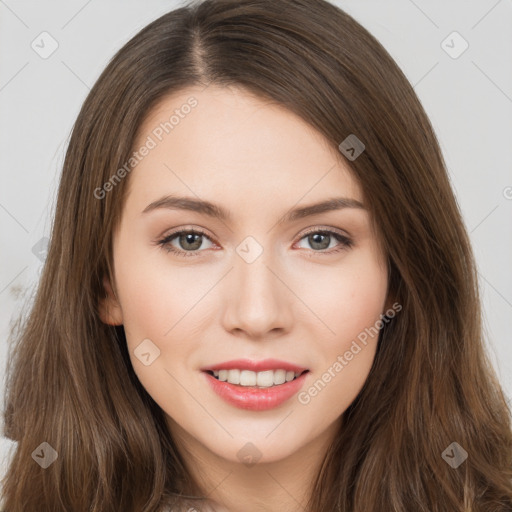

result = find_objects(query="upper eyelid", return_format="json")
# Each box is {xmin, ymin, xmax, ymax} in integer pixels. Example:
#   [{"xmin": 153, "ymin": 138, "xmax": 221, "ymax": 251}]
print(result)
[
  {"xmin": 300, "ymin": 226, "xmax": 351, "ymax": 238},
  {"xmin": 160, "ymin": 227, "xmax": 213, "ymax": 244}
]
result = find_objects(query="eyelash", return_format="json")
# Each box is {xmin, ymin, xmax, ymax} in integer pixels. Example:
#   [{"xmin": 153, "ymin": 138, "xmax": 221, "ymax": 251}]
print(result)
[{"xmin": 156, "ymin": 227, "xmax": 353, "ymax": 258}]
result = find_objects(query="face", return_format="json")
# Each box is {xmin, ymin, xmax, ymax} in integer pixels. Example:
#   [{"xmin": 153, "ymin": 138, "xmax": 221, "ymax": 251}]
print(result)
[{"xmin": 99, "ymin": 85, "xmax": 389, "ymax": 466}]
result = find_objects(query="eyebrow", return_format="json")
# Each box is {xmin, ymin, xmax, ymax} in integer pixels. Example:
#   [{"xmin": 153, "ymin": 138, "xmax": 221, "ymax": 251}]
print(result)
[{"xmin": 141, "ymin": 194, "xmax": 365, "ymax": 223}]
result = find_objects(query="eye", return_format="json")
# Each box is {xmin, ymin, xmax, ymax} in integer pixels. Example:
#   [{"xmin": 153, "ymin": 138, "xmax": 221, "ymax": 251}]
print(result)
[
  {"xmin": 157, "ymin": 227, "xmax": 353, "ymax": 258},
  {"xmin": 157, "ymin": 228, "xmax": 215, "ymax": 257},
  {"xmin": 295, "ymin": 228, "xmax": 353, "ymax": 254}
]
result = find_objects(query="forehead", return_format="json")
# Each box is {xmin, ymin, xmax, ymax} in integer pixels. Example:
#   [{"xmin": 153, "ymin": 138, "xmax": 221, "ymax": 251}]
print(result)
[{"xmin": 126, "ymin": 85, "xmax": 363, "ymax": 215}]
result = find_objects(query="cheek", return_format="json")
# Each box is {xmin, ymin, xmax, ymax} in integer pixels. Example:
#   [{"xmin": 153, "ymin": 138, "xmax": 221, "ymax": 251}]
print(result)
[
  {"xmin": 113, "ymin": 241, "xmax": 209, "ymax": 343},
  {"xmin": 294, "ymin": 248, "xmax": 387, "ymax": 418},
  {"xmin": 112, "ymin": 247, "xmax": 201, "ymax": 418},
  {"xmin": 112, "ymin": 239, "xmax": 220, "ymax": 401},
  {"xmin": 295, "ymin": 246, "xmax": 388, "ymax": 344}
]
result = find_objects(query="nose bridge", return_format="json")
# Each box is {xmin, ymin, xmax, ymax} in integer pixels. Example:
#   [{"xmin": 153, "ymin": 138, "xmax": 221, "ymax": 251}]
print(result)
[{"xmin": 221, "ymin": 234, "xmax": 292, "ymax": 336}]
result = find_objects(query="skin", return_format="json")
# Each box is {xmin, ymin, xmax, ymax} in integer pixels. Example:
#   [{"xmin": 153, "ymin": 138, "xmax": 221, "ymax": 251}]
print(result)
[{"xmin": 99, "ymin": 85, "xmax": 390, "ymax": 512}]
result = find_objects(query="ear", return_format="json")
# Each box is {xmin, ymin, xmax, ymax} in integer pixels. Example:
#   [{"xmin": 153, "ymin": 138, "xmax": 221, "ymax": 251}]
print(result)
[{"xmin": 98, "ymin": 275, "xmax": 123, "ymax": 325}]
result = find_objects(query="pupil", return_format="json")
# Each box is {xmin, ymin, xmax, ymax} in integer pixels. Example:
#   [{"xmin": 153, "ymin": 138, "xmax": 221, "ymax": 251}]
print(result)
[
  {"xmin": 310, "ymin": 233, "xmax": 329, "ymax": 250},
  {"xmin": 181, "ymin": 233, "xmax": 202, "ymax": 250}
]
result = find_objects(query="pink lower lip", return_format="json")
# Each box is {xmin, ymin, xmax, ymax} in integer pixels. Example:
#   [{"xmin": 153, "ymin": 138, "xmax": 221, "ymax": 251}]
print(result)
[{"xmin": 203, "ymin": 371, "xmax": 309, "ymax": 411}]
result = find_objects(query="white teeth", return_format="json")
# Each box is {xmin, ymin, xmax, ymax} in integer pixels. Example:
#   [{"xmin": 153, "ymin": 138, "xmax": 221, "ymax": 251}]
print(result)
[
  {"xmin": 210, "ymin": 369, "xmax": 304, "ymax": 387},
  {"xmin": 240, "ymin": 370, "xmax": 257, "ymax": 386},
  {"xmin": 256, "ymin": 370, "xmax": 274, "ymax": 388},
  {"xmin": 273, "ymin": 369, "xmax": 286, "ymax": 385},
  {"xmin": 227, "ymin": 369, "xmax": 240, "ymax": 385}
]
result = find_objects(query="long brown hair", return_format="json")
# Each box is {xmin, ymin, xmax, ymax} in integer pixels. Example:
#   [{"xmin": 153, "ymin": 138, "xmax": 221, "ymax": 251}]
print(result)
[{"xmin": 2, "ymin": 0, "xmax": 511, "ymax": 510}]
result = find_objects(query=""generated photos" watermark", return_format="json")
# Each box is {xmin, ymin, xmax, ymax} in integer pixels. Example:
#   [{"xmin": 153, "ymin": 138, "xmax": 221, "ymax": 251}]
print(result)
[{"xmin": 298, "ymin": 302, "xmax": 402, "ymax": 405}]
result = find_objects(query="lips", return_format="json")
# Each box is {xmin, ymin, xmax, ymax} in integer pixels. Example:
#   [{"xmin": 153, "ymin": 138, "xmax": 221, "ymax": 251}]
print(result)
[
  {"xmin": 200, "ymin": 358, "xmax": 310, "ymax": 411},
  {"xmin": 200, "ymin": 358, "xmax": 308, "ymax": 373}
]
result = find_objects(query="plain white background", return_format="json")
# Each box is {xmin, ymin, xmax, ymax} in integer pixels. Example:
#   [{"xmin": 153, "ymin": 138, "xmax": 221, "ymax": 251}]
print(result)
[{"xmin": 1, "ymin": 0, "xmax": 511, "ymax": 481}]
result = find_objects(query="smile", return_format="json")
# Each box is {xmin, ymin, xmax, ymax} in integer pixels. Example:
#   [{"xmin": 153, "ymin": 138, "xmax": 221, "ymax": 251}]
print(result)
[
  {"xmin": 202, "ymin": 366, "xmax": 310, "ymax": 411},
  {"xmin": 206, "ymin": 368, "xmax": 306, "ymax": 388}
]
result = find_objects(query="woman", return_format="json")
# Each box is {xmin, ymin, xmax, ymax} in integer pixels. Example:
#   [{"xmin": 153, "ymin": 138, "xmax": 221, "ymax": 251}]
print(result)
[{"xmin": 2, "ymin": 0, "xmax": 511, "ymax": 510}]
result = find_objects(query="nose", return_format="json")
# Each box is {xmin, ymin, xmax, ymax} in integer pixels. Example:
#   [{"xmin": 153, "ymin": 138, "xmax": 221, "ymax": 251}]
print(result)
[{"xmin": 220, "ymin": 246, "xmax": 294, "ymax": 340}]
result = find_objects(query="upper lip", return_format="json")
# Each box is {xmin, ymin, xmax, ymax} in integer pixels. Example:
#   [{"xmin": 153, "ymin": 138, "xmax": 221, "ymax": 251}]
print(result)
[{"xmin": 200, "ymin": 358, "xmax": 308, "ymax": 373}]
